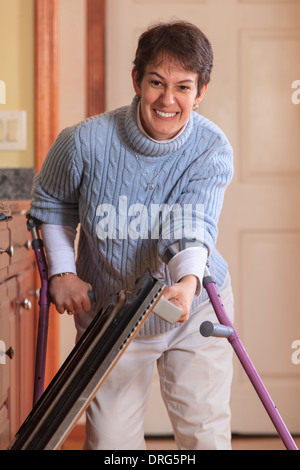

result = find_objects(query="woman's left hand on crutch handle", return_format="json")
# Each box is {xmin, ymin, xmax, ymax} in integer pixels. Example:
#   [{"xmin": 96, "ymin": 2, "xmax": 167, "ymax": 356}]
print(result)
[
  {"xmin": 49, "ymin": 273, "xmax": 93, "ymax": 315},
  {"xmin": 164, "ymin": 274, "xmax": 198, "ymax": 323}
]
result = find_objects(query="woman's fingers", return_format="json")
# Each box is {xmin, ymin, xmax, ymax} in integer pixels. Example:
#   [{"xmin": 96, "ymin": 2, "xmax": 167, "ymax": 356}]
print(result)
[{"xmin": 49, "ymin": 274, "xmax": 93, "ymax": 314}]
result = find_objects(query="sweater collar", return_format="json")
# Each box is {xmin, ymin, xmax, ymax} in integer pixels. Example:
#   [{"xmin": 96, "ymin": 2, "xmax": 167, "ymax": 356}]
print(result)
[{"xmin": 121, "ymin": 95, "xmax": 194, "ymax": 157}]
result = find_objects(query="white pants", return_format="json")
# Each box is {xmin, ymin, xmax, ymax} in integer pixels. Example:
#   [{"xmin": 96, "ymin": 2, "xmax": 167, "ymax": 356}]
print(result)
[{"xmin": 83, "ymin": 274, "xmax": 234, "ymax": 450}]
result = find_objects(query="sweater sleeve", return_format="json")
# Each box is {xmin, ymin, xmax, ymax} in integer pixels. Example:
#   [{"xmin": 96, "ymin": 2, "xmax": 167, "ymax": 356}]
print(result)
[
  {"xmin": 158, "ymin": 132, "xmax": 234, "ymax": 264},
  {"xmin": 30, "ymin": 126, "xmax": 82, "ymax": 228}
]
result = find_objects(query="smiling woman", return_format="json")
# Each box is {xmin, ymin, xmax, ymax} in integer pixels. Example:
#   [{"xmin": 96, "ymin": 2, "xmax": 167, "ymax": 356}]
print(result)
[
  {"xmin": 132, "ymin": 61, "xmax": 207, "ymax": 141},
  {"xmin": 131, "ymin": 21, "xmax": 212, "ymax": 141},
  {"xmin": 30, "ymin": 20, "xmax": 234, "ymax": 450},
  {"xmin": 132, "ymin": 21, "xmax": 213, "ymax": 94}
]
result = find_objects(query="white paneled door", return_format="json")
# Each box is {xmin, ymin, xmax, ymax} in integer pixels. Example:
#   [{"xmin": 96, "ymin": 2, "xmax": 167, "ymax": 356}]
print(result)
[{"xmin": 106, "ymin": 0, "xmax": 300, "ymax": 434}]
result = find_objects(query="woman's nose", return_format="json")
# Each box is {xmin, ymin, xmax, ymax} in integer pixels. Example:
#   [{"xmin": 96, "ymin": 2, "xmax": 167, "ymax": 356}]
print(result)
[{"xmin": 160, "ymin": 89, "xmax": 175, "ymax": 106}]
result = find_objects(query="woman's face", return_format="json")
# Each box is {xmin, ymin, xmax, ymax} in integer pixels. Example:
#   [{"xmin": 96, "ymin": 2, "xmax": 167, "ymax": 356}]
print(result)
[{"xmin": 132, "ymin": 56, "xmax": 207, "ymax": 141}]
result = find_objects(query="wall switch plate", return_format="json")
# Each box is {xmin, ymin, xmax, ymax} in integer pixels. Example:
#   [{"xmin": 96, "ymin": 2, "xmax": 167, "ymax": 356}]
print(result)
[{"xmin": 0, "ymin": 110, "xmax": 27, "ymax": 151}]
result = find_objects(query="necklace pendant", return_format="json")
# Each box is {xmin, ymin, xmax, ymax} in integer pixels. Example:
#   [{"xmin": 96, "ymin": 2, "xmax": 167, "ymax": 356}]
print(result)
[{"xmin": 149, "ymin": 183, "xmax": 154, "ymax": 190}]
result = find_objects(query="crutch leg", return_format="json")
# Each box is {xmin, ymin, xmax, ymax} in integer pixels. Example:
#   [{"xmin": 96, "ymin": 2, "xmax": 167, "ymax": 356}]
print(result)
[
  {"xmin": 200, "ymin": 266, "xmax": 298, "ymax": 451},
  {"xmin": 27, "ymin": 215, "xmax": 51, "ymax": 406}
]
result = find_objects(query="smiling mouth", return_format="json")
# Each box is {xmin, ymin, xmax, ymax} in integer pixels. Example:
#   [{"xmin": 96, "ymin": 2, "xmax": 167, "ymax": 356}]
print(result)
[{"xmin": 154, "ymin": 109, "xmax": 178, "ymax": 118}]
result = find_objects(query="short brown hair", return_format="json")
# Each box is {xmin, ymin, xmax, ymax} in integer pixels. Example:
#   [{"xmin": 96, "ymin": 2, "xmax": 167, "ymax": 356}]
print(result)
[{"xmin": 133, "ymin": 21, "xmax": 213, "ymax": 96}]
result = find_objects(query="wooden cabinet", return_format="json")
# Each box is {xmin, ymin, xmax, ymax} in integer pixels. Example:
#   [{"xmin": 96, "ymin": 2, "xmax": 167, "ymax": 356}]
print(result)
[{"xmin": 0, "ymin": 201, "xmax": 37, "ymax": 449}]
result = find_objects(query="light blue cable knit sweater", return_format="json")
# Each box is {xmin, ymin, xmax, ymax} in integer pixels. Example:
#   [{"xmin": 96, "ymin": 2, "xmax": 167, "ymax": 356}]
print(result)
[{"xmin": 30, "ymin": 95, "xmax": 233, "ymax": 335}]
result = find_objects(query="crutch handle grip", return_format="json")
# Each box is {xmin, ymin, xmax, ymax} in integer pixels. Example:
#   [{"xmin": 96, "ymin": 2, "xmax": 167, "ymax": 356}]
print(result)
[
  {"xmin": 200, "ymin": 321, "xmax": 234, "ymax": 338},
  {"xmin": 67, "ymin": 290, "xmax": 97, "ymax": 315},
  {"xmin": 88, "ymin": 290, "xmax": 97, "ymax": 302}
]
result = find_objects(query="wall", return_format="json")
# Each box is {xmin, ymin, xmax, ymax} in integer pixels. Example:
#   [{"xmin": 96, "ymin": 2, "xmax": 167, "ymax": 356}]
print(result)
[
  {"xmin": 58, "ymin": 0, "xmax": 86, "ymax": 131},
  {"xmin": 0, "ymin": 0, "xmax": 35, "ymax": 169}
]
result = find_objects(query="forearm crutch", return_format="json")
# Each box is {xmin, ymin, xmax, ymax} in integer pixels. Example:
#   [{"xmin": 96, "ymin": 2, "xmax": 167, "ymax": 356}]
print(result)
[
  {"xmin": 200, "ymin": 266, "xmax": 298, "ymax": 451},
  {"xmin": 26, "ymin": 215, "xmax": 51, "ymax": 406}
]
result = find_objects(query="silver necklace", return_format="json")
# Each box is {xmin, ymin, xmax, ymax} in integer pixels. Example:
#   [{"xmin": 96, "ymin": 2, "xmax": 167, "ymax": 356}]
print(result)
[{"xmin": 134, "ymin": 153, "xmax": 175, "ymax": 190}]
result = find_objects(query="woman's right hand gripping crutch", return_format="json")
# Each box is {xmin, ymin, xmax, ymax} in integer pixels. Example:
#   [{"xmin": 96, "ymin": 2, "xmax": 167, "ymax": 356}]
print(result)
[{"xmin": 49, "ymin": 273, "xmax": 92, "ymax": 316}]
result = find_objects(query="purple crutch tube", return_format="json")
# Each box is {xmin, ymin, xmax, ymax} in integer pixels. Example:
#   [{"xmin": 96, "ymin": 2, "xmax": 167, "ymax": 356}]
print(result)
[
  {"xmin": 200, "ymin": 266, "xmax": 298, "ymax": 451},
  {"xmin": 27, "ymin": 216, "xmax": 51, "ymax": 407}
]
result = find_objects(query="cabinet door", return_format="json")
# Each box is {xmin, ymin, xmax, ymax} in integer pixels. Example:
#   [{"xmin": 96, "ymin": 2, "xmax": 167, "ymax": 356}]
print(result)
[
  {"xmin": 17, "ymin": 265, "xmax": 36, "ymax": 425},
  {"xmin": 7, "ymin": 277, "xmax": 19, "ymax": 439},
  {"xmin": 0, "ymin": 222, "xmax": 10, "ymax": 280},
  {"xmin": 0, "ymin": 281, "xmax": 10, "ymax": 406},
  {"xmin": 8, "ymin": 213, "xmax": 34, "ymax": 277},
  {"xmin": 0, "ymin": 404, "xmax": 9, "ymax": 450},
  {"xmin": 0, "ymin": 277, "xmax": 17, "ymax": 448}
]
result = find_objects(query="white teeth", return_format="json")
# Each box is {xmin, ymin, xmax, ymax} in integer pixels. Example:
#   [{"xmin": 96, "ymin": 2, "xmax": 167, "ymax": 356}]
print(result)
[{"xmin": 155, "ymin": 110, "xmax": 177, "ymax": 118}]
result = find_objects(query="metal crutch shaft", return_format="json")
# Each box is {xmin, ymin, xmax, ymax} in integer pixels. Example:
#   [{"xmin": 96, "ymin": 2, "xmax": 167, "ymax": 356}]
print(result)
[
  {"xmin": 27, "ymin": 216, "xmax": 51, "ymax": 406},
  {"xmin": 201, "ymin": 267, "xmax": 298, "ymax": 451}
]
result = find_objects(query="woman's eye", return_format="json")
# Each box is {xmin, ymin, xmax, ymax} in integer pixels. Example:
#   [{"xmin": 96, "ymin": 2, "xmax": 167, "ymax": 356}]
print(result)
[
  {"xmin": 179, "ymin": 85, "xmax": 190, "ymax": 91},
  {"xmin": 151, "ymin": 80, "xmax": 163, "ymax": 87}
]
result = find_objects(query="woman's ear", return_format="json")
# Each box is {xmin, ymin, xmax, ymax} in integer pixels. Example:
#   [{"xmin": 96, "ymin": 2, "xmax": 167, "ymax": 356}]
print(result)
[
  {"xmin": 132, "ymin": 69, "xmax": 141, "ymax": 96},
  {"xmin": 194, "ymin": 84, "xmax": 208, "ymax": 106}
]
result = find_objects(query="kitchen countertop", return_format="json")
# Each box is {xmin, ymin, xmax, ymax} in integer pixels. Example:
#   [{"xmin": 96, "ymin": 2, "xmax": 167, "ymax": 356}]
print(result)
[{"xmin": 0, "ymin": 168, "xmax": 35, "ymax": 200}]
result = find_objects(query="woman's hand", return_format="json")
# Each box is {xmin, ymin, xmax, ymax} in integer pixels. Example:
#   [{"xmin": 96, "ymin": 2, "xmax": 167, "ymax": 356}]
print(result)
[
  {"xmin": 49, "ymin": 273, "xmax": 93, "ymax": 315},
  {"xmin": 163, "ymin": 275, "xmax": 198, "ymax": 323}
]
